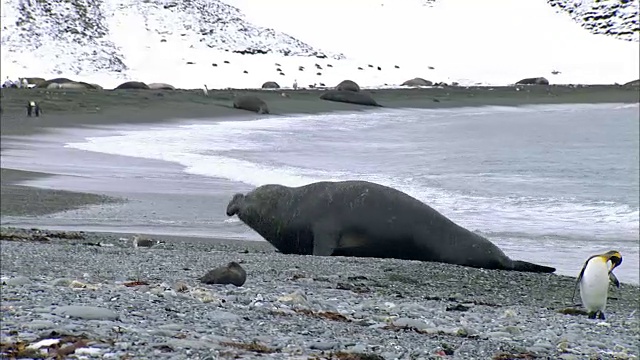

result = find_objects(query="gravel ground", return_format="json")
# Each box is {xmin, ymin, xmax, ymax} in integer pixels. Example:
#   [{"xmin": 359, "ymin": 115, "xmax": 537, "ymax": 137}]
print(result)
[{"xmin": 1, "ymin": 228, "xmax": 638, "ymax": 360}]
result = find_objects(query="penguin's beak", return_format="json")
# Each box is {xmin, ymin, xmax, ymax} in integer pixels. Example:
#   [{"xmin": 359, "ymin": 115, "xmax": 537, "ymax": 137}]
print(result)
[{"xmin": 603, "ymin": 250, "xmax": 622, "ymax": 272}]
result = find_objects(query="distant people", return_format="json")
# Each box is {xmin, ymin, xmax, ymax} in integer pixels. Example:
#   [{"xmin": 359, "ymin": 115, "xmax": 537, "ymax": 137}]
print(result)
[
  {"xmin": 21, "ymin": 78, "xmax": 29, "ymax": 88},
  {"xmin": 26, "ymin": 101, "xmax": 41, "ymax": 117},
  {"xmin": 3, "ymin": 77, "xmax": 15, "ymax": 88},
  {"xmin": 293, "ymin": 79, "xmax": 298, "ymax": 90}
]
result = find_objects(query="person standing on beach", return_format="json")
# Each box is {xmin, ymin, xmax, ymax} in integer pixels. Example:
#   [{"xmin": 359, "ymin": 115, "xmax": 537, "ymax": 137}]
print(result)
[{"xmin": 26, "ymin": 101, "xmax": 41, "ymax": 117}]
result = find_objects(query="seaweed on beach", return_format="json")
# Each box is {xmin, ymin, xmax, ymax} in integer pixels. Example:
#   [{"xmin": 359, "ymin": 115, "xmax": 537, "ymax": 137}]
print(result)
[
  {"xmin": 311, "ymin": 352, "xmax": 386, "ymax": 360},
  {"xmin": 0, "ymin": 227, "xmax": 85, "ymax": 242}
]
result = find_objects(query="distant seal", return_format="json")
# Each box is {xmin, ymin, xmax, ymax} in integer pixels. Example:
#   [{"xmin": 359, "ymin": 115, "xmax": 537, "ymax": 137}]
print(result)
[
  {"xmin": 515, "ymin": 77, "xmax": 549, "ymax": 85},
  {"xmin": 115, "ymin": 81, "xmax": 150, "ymax": 90},
  {"xmin": 261, "ymin": 81, "xmax": 280, "ymax": 89},
  {"xmin": 320, "ymin": 90, "xmax": 381, "ymax": 107},
  {"xmin": 336, "ymin": 80, "xmax": 360, "ymax": 92},
  {"xmin": 148, "ymin": 82, "xmax": 176, "ymax": 90},
  {"xmin": 401, "ymin": 78, "xmax": 433, "ymax": 87},
  {"xmin": 233, "ymin": 95, "xmax": 269, "ymax": 114},
  {"xmin": 226, "ymin": 180, "xmax": 556, "ymax": 273},
  {"xmin": 200, "ymin": 261, "xmax": 247, "ymax": 287}
]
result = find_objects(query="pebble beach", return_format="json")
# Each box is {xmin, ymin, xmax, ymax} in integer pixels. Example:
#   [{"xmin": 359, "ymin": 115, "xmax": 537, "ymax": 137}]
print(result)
[{"xmin": 1, "ymin": 228, "xmax": 639, "ymax": 359}]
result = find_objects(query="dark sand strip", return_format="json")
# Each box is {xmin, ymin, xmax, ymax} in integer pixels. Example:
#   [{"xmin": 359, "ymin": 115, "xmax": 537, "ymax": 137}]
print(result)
[{"xmin": 1, "ymin": 168, "xmax": 122, "ymax": 217}]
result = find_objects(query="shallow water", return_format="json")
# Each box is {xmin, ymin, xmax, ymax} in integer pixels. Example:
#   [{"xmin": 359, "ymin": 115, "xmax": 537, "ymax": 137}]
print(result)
[{"xmin": 2, "ymin": 103, "xmax": 638, "ymax": 283}]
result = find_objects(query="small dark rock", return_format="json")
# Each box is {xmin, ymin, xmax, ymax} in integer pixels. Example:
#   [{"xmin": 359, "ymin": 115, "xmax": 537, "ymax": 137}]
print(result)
[
  {"xmin": 377, "ymin": 66, "xmax": 381, "ymax": 70},
  {"xmin": 224, "ymin": 60, "xmax": 230, "ymax": 64},
  {"xmin": 200, "ymin": 261, "xmax": 247, "ymax": 287},
  {"xmin": 212, "ymin": 63, "xmax": 218, "ymax": 67},
  {"xmin": 368, "ymin": 64, "xmax": 373, "ymax": 68},
  {"xmin": 327, "ymin": 64, "xmax": 333, "ymax": 68},
  {"xmin": 316, "ymin": 72, "xmax": 322, "ymax": 76},
  {"xmin": 186, "ymin": 61, "xmax": 195, "ymax": 65},
  {"xmin": 446, "ymin": 304, "xmax": 470, "ymax": 312},
  {"xmin": 394, "ymin": 65, "xmax": 400, "ymax": 69},
  {"xmin": 358, "ymin": 67, "xmax": 363, "ymax": 70}
]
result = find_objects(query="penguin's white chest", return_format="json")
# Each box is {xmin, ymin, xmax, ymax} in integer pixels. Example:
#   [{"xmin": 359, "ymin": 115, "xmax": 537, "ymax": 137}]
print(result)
[{"xmin": 580, "ymin": 259, "xmax": 610, "ymax": 312}]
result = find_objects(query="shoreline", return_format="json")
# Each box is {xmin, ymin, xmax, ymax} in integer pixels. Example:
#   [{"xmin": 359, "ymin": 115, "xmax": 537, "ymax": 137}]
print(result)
[
  {"xmin": 3, "ymin": 85, "xmax": 637, "ymax": 208},
  {"xmin": 1, "ymin": 85, "xmax": 638, "ymax": 283}
]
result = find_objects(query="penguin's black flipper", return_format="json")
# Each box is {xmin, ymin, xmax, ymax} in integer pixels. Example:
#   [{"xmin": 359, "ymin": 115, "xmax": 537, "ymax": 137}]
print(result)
[
  {"xmin": 609, "ymin": 272, "xmax": 620, "ymax": 288},
  {"xmin": 572, "ymin": 258, "xmax": 590, "ymax": 304}
]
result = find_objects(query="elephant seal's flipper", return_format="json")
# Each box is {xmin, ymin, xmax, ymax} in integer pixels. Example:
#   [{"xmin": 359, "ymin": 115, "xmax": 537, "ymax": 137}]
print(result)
[
  {"xmin": 511, "ymin": 260, "xmax": 555, "ymax": 273},
  {"xmin": 311, "ymin": 222, "xmax": 338, "ymax": 256}
]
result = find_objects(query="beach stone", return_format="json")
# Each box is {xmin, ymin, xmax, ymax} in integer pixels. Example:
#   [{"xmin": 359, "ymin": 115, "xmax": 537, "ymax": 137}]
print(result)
[
  {"xmin": 52, "ymin": 305, "xmax": 119, "ymax": 320},
  {"xmin": 335, "ymin": 79, "xmax": 360, "ymax": 92},
  {"xmin": 23, "ymin": 320, "xmax": 56, "ymax": 330},
  {"xmin": 310, "ymin": 341, "xmax": 339, "ymax": 350},
  {"xmin": 207, "ymin": 310, "xmax": 240, "ymax": 322},
  {"xmin": 4, "ymin": 276, "xmax": 31, "ymax": 286},
  {"xmin": 401, "ymin": 77, "xmax": 433, "ymax": 87},
  {"xmin": 200, "ymin": 261, "xmax": 247, "ymax": 286},
  {"xmin": 393, "ymin": 318, "xmax": 430, "ymax": 331},
  {"xmin": 515, "ymin": 77, "xmax": 550, "ymax": 85}
]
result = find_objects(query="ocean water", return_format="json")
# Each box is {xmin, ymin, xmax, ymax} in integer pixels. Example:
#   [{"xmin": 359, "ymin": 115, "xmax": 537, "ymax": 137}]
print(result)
[{"xmin": 8, "ymin": 103, "xmax": 639, "ymax": 283}]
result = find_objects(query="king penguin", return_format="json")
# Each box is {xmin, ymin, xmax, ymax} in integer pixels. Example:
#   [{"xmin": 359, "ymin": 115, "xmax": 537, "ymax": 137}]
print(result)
[{"xmin": 572, "ymin": 250, "xmax": 622, "ymax": 320}]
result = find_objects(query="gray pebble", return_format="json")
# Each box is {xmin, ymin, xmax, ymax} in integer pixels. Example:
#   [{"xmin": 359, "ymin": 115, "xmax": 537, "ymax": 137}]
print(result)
[
  {"xmin": 52, "ymin": 305, "xmax": 119, "ymax": 320},
  {"xmin": 5, "ymin": 276, "xmax": 31, "ymax": 286}
]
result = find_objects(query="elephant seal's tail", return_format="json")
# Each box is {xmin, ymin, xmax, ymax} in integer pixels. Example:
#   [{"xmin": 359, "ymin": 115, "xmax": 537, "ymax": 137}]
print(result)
[{"xmin": 511, "ymin": 260, "xmax": 556, "ymax": 273}]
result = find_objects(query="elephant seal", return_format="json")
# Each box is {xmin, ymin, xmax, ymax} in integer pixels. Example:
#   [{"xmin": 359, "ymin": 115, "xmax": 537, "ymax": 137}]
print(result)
[
  {"xmin": 200, "ymin": 261, "xmax": 247, "ymax": 287},
  {"xmin": 148, "ymin": 82, "xmax": 176, "ymax": 90},
  {"xmin": 115, "ymin": 81, "xmax": 150, "ymax": 90},
  {"xmin": 226, "ymin": 180, "xmax": 556, "ymax": 273},
  {"xmin": 401, "ymin": 77, "xmax": 433, "ymax": 87},
  {"xmin": 233, "ymin": 95, "xmax": 269, "ymax": 114},
  {"xmin": 336, "ymin": 79, "xmax": 360, "ymax": 92},
  {"xmin": 261, "ymin": 81, "xmax": 280, "ymax": 89},
  {"xmin": 515, "ymin": 77, "xmax": 549, "ymax": 85},
  {"xmin": 320, "ymin": 90, "xmax": 381, "ymax": 107}
]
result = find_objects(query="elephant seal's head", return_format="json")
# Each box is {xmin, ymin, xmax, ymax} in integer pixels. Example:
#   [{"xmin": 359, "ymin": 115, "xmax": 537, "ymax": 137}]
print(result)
[
  {"xmin": 227, "ymin": 184, "xmax": 292, "ymax": 252},
  {"xmin": 226, "ymin": 184, "xmax": 292, "ymax": 235}
]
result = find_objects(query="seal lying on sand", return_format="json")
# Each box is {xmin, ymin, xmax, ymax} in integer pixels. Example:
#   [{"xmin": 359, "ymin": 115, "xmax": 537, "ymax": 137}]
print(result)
[
  {"xmin": 233, "ymin": 95, "xmax": 269, "ymax": 114},
  {"xmin": 226, "ymin": 180, "xmax": 555, "ymax": 273},
  {"xmin": 320, "ymin": 90, "xmax": 381, "ymax": 107}
]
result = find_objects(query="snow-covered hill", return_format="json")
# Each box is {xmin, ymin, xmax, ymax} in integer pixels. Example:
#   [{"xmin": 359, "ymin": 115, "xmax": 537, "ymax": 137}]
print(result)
[
  {"xmin": 548, "ymin": 0, "xmax": 639, "ymax": 42},
  {"xmin": 1, "ymin": 0, "xmax": 638, "ymax": 89},
  {"xmin": 1, "ymin": 0, "xmax": 342, "ymax": 79}
]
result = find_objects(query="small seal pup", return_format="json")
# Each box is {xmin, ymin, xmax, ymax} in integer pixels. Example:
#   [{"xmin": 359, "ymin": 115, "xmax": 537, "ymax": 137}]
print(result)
[
  {"xmin": 225, "ymin": 180, "xmax": 555, "ymax": 273},
  {"xmin": 200, "ymin": 261, "xmax": 247, "ymax": 287},
  {"xmin": 572, "ymin": 250, "xmax": 622, "ymax": 320}
]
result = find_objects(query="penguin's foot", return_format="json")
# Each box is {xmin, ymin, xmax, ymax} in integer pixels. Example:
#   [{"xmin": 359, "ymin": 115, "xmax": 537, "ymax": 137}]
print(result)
[
  {"xmin": 597, "ymin": 311, "xmax": 606, "ymax": 320},
  {"xmin": 588, "ymin": 312, "xmax": 597, "ymax": 319}
]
